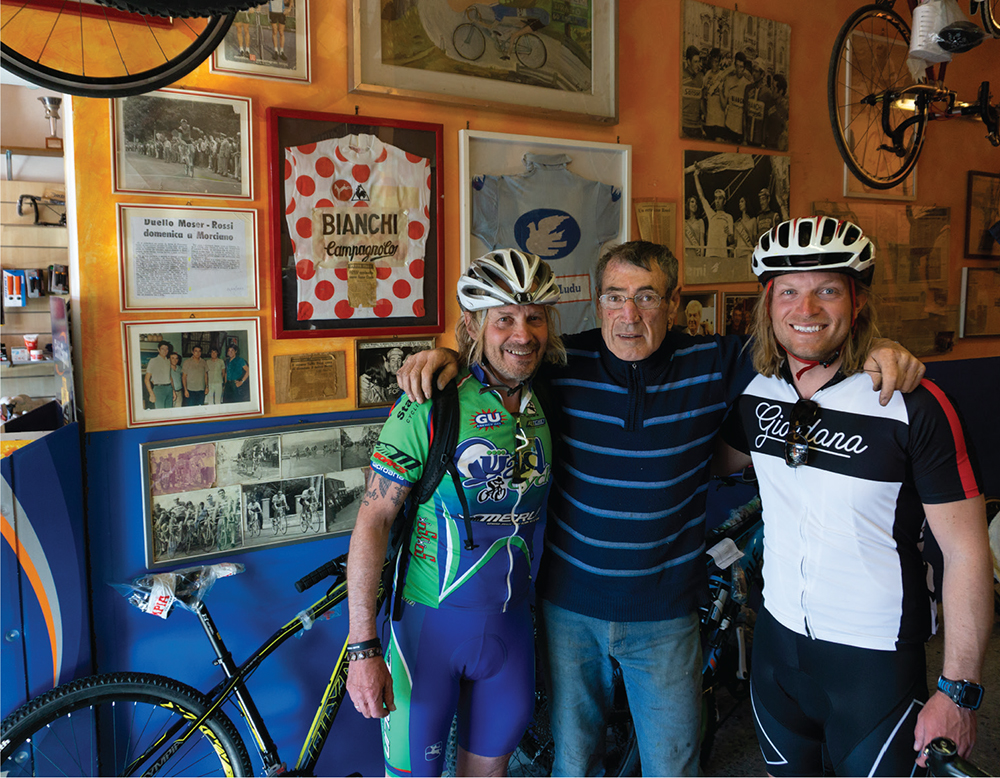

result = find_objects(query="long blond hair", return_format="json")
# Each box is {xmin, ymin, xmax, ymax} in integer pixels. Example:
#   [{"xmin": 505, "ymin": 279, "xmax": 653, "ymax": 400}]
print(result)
[
  {"xmin": 455, "ymin": 306, "xmax": 567, "ymax": 370},
  {"xmin": 750, "ymin": 275, "xmax": 880, "ymax": 378}
]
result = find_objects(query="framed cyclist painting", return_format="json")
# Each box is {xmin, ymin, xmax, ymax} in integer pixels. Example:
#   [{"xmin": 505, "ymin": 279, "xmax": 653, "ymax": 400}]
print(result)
[
  {"xmin": 348, "ymin": 0, "xmax": 618, "ymax": 123},
  {"xmin": 965, "ymin": 171, "xmax": 1000, "ymax": 259},
  {"xmin": 210, "ymin": 0, "xmax": 311, "ymax": 83},
  {"xmin": 139, "ymin": 418, "xmax": 385, "ymax": 567},
  {"xmin": 266, "ymin": 107, "xmax": 445, "ymax": 340}
]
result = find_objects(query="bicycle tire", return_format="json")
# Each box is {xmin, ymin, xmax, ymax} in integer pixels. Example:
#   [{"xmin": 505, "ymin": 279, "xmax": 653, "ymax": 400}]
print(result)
[
  {"xmin": 453, "ymin": 22, "xmax": 486, "ymax": 61},
  {"xmin": 514, "ymin": 33, "xmax": 547, "ymax": 69},
  {"xmin": 980, "ymin": 0, "xmax": 1000, "ymax": 37},
  {"xmin": 1, "ymin": 672, "xmax": 252, "ymax": 777},
  {"xmin": 0, "ymin": 0, "xmax": 259, "ymax": 98},
  {"xmin": 828, "ymin": 4, "xmax": 928, "ymax": 189}
]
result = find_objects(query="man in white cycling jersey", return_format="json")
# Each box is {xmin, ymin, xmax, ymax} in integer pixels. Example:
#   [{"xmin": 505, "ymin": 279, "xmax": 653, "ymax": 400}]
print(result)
[{"xmin": 715, "ymin": 216, "xmax": 992, "ymax": 776}]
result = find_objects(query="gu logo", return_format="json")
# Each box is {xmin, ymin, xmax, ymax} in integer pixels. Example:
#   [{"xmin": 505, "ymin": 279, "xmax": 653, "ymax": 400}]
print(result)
[{"xmin": 472, "ymin": 409, "xmax": 505, "ymax": 429}]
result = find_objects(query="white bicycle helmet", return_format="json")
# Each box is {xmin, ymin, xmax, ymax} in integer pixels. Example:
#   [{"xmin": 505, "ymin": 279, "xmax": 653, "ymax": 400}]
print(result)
[
  {"xmin": 457, "ymin": 249, "xmax": 561, "ymax": 311},
  {"xmin": 752, "ymin": 216, "xmax": 875, "ymax": 285}
]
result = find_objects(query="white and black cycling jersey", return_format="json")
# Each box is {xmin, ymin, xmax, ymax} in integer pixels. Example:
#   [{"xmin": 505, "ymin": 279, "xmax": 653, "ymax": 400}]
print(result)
[{"xmin": 724, "ymin": 371, "xmax": 980, "ymax": 651}]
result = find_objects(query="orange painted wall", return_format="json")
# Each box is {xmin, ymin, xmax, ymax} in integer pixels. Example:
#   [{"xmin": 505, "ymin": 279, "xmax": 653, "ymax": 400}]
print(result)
[{"xmin": 72, "ymin": 0, "xmax": 1000, "ymax": 433}]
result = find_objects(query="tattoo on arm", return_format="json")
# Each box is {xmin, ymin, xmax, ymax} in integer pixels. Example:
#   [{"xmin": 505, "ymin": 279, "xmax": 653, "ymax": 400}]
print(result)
[{"xmin": 362, "ymin": 473, "xmax": 409, "ymax": 513}]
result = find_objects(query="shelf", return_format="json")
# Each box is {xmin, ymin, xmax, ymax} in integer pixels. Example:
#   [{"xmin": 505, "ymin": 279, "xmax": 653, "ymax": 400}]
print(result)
[
  {"xmin": 1, "ymin": 146, "xmax": 63, "ymax": 158},
  {"xmin": 1, "ymin": 361, "xmax": 55, "ymax": 377}
]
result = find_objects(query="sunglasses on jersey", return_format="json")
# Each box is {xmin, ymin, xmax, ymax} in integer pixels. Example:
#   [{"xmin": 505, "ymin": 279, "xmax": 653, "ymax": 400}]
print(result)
[{"xmin": 784, "ymin": 399, "xmax": 820, "ymax": 468}]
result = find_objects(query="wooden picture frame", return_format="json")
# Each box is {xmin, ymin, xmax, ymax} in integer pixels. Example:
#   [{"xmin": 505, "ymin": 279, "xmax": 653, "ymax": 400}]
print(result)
[
  {"xmin": 355, "ymin": 337, "xmax": 435, "ymax": 408},
  {"xmin": 117, "ymin": 204, "xmax": 258, "ymax": 311},
  {"xmin": 675, "ymin": 291, "xmax": 717, "ymax": 336},
  {"xmin": 459, "ymin": 129, "xmax": 630, "ymax": 336},
  {"xmin": 112, "ymin": 89, "xmax": 252, "ymax": 199},
  {"xmin": 965, "ymin": 171, "xmax": 1000, "ymax": 259},
  {"xmin": 266, "ymin": 107, "xmax": 444, "ymax": 339},
  {"xmin": 210, "ymin": 0, "xmax": 311, "ymax": 83},
  {"xmin": 123, "ymin": 318, "xmax": 262, "ymax": 428},
  {"xmin": 959, "ymin": 267, "xmax": 1000, "ymax": 337},
  {"xmin": 349, "ymin": 0, "xmax": 618, "ymax": 124},
  {"xmin": 721, "ymin": 292, "xmax": 757, "ymax": 336},
  {"xmin": 140, "ymin": 418, "xmax": 384, "ymax": 567}
]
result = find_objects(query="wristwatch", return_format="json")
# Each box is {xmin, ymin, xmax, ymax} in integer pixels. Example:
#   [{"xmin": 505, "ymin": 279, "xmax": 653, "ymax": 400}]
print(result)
[{"xmin": 937, "ymin": 676, "xmax": 984, "ymax": 710}]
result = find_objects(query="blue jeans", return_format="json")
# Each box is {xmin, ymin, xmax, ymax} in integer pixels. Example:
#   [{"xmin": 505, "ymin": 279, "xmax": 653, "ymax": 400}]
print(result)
[{"xmin": 539, "ymin": 599, "xmax": 702, "ymax": 777}]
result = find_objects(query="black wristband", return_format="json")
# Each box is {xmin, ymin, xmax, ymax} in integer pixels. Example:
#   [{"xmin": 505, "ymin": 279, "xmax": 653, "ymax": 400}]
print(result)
[
  {"xmin": 346, "ymin": 638, "xmax": 381, "ymax": 652},
  {"xmin": 348, "ymin": 646, "xmax": 383, "ymax": 662}
]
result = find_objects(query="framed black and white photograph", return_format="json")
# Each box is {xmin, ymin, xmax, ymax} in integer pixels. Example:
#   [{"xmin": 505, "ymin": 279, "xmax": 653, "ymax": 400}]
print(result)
[
  {"xmin": 674, "ymin": 291, "xmax": 716, "ymax": 336},
  {"xmin": 117, "ymin": 204, "xmax": 258, "ymax": 311},
  {"xmin": 960, "ymin": 267, "xmax": 1000, "ymax": 337},
  {"xmin": 349, "ymin": 0, "xmax": 618, "ymax": 124},
  {"xmin": 140, "ymin": 419, "xmax": 384, "ymax": 567},
  {"xmin": 680, "ymin": 0, "xmax": 790, "ymax": 150},
  {"xmin": 356, "ymin": 337, "xmax": 435, "ymax": 408},
  {"xmin": 123, "ymin": 318, "xmax": 262, "ymax": 427},
  {"xmin": 210, "ymin": 0, "xmax": 311, "ymax": 83},
  {"xmin": 682, "ymin": 149, "xmax": 789, "ymax": 286},
  {"xmin": 460, "ymin": 129, "xmax": 630, "ymax": 336},
  {"xmin": 721, "ymin": 292, "xmax": 757, "ymax": 336},
  {"xmin": 113, "ymin": 89, "xmax": 252, "ymax": 199},
  {"xmin": 267, "ymin": 108, "xmax": 445, "ymax": 339}
]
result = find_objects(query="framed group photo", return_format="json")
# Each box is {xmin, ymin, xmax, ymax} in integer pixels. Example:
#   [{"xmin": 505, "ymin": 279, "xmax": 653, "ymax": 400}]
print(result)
[
  {"xmin": 112, "ymin": 89, "xmax": 252, "ymax": 199},
  {"xmin": 117, "ymin": 204, "xmax": 258, "ymax": 311},
  {"xmin": 682, "ymin": 149, "xmax": 790, "ymax": 285},
  {"xmin": 356, "ymin": 337, "xmax": 435, "ymax": 408},
  {"xmin": 140, "ymin": 419, "xmax": 385, "ymax": 567},
  {"xmin": 123, "ymin": 318, "xmax": 262, "ymax": 427},
  {"xmin": 349, "ymin": 0, "xmax": 617, "ymax": 124},
  {"xmin": 211, "ymin": 0, "xmax": 311, "ymax": 82},
  {"xmin": 267, "ymin": 107, "xmax": 445, "ymax": 340},
  {"xmin": 460, "ymin": 129, "xmax": 631, "ymax": 336}
]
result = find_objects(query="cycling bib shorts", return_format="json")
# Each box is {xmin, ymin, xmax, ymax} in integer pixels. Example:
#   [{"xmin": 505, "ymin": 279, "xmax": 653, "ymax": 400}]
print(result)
[
  {"xmin": 751, "ymin": 608, "xmax": 928, "ymax": 777},
  {"xmin": 382, "ymin": 598, "xmax": 534, "ymax": 777}
]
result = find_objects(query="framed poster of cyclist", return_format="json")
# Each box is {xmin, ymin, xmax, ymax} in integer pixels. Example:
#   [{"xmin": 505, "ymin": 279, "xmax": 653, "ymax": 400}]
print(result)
[
  {"xmin": 139, "ymin": 419, "xmax": 385, "ymax": 567},
  {"xmin": 965, "ymin": 171, "xmax": 1000, "ymax": 259},
  {"xmin": 348, "ymin": 0, "xmax": 618, "ymax": 124},
  {"xmin": 266, "ymin": 107, "xmax": 445, "ymax": 340},
  {"xmin": 210, "ymin": 0, "xmax": 311, "ymax": 83}
]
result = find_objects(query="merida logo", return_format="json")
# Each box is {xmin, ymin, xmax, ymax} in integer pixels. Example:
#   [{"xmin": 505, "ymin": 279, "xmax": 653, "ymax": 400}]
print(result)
[{"xmin": 754, "ymin": 402, "xmax": 869, "ymax": 458}]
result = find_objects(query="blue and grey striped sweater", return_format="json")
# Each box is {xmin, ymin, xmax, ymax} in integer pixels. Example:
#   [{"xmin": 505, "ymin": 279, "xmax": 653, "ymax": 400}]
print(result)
[{"xmin": 535, "ymin": 328, "xmax": 754, "ymax": 622}]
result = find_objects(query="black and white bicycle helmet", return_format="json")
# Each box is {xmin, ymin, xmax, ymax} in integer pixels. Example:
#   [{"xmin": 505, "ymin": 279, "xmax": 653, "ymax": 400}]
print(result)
[
  {"xmin": 457, "ymin": 248, "xmax": 561, "ymax": 311},
  {"xmin": 752, "ymin": 216, "xmax": 875, "ymax": 285}
]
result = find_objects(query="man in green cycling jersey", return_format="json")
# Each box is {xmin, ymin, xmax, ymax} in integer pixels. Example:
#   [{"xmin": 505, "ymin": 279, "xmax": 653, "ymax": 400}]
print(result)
[{"xmin": 346, "ymin": 249, "xmax": 565, "ymax": 777}]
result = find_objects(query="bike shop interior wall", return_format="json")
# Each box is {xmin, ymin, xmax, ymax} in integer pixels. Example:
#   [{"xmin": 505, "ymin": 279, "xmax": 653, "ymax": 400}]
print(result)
[{"xmin": 1, "ymin": 2, "xmax": 997, "ymax": 774}]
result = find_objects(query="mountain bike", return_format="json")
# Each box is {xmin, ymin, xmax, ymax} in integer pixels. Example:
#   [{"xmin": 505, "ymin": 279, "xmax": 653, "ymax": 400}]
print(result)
[
  {"xmin": 828, "ymin": 0, "xmax": 999, "ymax": 189},
  {"xmin": 0, "ymin": 554, "xmax": 376, "ymax": 776},
  {"xmin": 452, "ymin": 5, "xmax": 547, "ymax": 70},
  {"xmin": 0, "ymin": 0, "xmax": 259, "ymax": 98}
]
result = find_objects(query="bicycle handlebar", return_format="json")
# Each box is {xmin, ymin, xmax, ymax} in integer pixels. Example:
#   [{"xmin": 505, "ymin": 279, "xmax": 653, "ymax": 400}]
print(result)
[
  {"xmin": 295, "ymin": 554, "xmax": 348, "ymax": 593},
  {"xmin": 926, "ymin": 738, "xmax": 990, "ymax": 777}
]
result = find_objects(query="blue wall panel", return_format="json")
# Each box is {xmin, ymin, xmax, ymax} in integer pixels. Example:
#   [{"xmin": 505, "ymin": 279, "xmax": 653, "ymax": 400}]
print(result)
[{"xmin": 85, "ymin": 410, "xmax": 388, "ymax": 776}]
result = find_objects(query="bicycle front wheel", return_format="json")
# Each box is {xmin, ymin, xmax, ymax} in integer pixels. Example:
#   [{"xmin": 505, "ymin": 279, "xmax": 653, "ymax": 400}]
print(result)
[
  {"xmin": 828, "ymin": 4, "xmax": 927, "ymax": 189},
  {"xmin": 453, "ymin": 23, "xmax": 486, "ymax": 61},
  {"xmin": 1, "ymin": 672, "xmax": 252, "ymax": 776},
  {"xmin": 0, "ymin": 2, "xmax": 246, "ymax": 98},
  {"xmin": 514, "ymin": 33, "xmax": 546, "ymax": 69}
]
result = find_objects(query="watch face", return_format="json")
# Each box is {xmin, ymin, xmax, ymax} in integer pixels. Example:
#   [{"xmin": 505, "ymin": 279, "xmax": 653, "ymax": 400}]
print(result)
[{"xmin": 958, "ymin": 683, "xmax": 984, "ymax": 709}]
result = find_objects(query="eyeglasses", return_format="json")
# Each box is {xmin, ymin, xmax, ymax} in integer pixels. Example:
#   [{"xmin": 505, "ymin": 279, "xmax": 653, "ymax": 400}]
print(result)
[
  {"xmin": 784, "ymin": 399, "xmax": 820, "ymax": 468},
  {"xmin": 598, "ymin": 292, "xmax": 664, "ymax": 310},
  {"xmin": 512, "ymin": 415, "xmax": 536, "ymax": 485}
]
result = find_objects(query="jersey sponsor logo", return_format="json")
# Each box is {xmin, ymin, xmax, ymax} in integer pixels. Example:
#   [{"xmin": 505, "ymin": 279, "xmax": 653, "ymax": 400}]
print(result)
[
  {"xmin": 472, "ymin": 508, "xmax": 543, "ymax": 525},
  {"xmin": 425, "ymin": 741, "xmax": 444, "ymax": 760},
  {"xmin": 555, "ymin": 273, "xmax": 591, "ymax": 303},
  {"xmin": 753, "ymin": 401, "xmax": 870, "ymax": 458},
  {"xmin": 332, "ymin": 179, "xmax": 353, "ymax": 201},
  {"xmin": 471, "ymin": 409, "xmax": 507, "ymax": 429},
  {"xmin": 455, "ymin": 436, "xmax": 550, "ymax": 503},
  {"xmin": 413, "ymin": 518, "xmax": 437, "ymax": 562},
  {"xmin": 513, "ymin": 208, "xmax": 581, "ymax": 260},
  {"xmin": 372, "ymin": 442, "xmax": 422, "ymax": 474}
]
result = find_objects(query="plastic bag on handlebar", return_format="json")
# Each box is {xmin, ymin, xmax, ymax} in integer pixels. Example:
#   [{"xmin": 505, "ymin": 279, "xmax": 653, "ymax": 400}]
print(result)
[
  {"xmin": 112, "ymin": 563, "xmax": 244, "ymax": 619},
  {"xmin": 908, "ymin": 0, "xmax": 968, "ymax": 77}
]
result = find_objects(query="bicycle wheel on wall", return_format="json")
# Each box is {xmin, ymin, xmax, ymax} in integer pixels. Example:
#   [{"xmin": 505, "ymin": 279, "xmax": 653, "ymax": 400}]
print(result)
[
  {"xmin": 980, "ymin": 0, "xmax": 1000, "ymax": 37},
  {"xmin": 0, "ymin": 0, "xmax": 256, "ymax": 98},
  {"xmin": 1, "ymin": 672, "xmax": 252, "ymax": 776},
  {"xmin": 827, "ymin": 4, "xmax": 928, "ymax": 189}
]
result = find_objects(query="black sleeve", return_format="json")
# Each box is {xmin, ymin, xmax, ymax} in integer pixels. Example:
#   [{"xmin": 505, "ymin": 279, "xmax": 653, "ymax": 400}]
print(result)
[{"xmin": 720, "ymin": 397, "xmax": 750, "ymax": 455}]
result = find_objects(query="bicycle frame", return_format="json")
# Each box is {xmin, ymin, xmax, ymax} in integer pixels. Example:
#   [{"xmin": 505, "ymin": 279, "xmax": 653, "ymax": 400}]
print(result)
[{"xmin": 121, "ymin": 554, "xmax": 379, "ymax": 776}]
